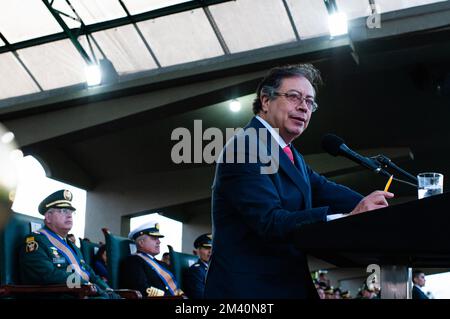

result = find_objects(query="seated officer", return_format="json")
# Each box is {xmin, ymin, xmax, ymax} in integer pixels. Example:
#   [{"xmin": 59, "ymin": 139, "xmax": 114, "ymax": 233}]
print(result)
[
  {"xmin": 120, "ymin": 221, "xmax": 183, "ymax": 297},
  {"xmin": 19, "ymin": 189, "xmax": 118, "ymax": 298},
  {"xmin": 324, "ymin": 286, "xmax": 334, "ymax": 299},
  {"xmin": 184, "ymin": 233, "xmax": 212, "ymax": 299},
  {"xmin": 341, "ymin": 290, "xmax": 351, "ymax": 299}
]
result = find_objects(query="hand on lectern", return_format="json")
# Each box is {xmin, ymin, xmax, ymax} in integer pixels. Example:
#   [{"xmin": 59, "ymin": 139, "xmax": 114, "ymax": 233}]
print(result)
[{"xmin": 349, "ymin": 190, "xmax": 394, "ymax": 216}]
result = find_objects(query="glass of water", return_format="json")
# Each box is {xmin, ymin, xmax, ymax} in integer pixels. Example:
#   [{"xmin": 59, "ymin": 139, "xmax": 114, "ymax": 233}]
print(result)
[{"xmin": 417, "ymin": 172, "xmax": 444, "ymax": 199}]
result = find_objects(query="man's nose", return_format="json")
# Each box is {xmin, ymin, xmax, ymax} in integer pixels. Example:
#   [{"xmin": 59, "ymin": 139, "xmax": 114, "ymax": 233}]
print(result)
[{"xmin": 296, "ymin": 99, "xmax": 308, "ymax": 112}]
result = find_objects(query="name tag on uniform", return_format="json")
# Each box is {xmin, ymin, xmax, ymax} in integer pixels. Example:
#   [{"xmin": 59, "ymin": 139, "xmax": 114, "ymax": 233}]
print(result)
[{"xmin": 52, "ymin": 257, "xmax": 66, "ymax": 264}]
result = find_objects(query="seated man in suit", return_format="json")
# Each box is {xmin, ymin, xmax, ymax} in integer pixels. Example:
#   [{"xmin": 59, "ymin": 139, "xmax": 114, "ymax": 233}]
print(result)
[
  {"xmin": 184, "ymin": 233, "xmax": 212, "ymax": 299},
  {"xmin": 19, "ymin": 189, "xmax": 118, "ymax": 298},
  {"xmin": 412, "ymin": 270, "xmax": 429, "ymax": 299},
  {"xmin": 121, "ymin": 221, "xmax": 183, "ymax": 297},
  {"xmin": 204, "ymin": 64, "xmax": 394, "ymax": 299}
]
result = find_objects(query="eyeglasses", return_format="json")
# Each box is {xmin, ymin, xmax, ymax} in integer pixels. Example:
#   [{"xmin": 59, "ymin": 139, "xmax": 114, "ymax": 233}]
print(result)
[
  {"xmin": 272, "ymin": 90, "xmax": 318, "ymax": 112},
  {"xmin": 53, "ymin": 208, "xmax": 75, "ymax": 215}
]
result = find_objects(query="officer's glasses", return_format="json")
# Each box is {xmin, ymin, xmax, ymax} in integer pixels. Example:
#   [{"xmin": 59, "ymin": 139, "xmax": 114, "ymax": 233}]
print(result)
[
  {"xmin": 54, "ymin": 208, "xmax": 75, "ymax": 215},
  {"xmin": 272, "ymin": 90, "xmax": 318, "ymax": 112}
]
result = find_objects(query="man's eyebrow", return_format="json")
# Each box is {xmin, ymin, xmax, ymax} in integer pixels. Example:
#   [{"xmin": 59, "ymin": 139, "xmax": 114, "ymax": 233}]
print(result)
[{"xmin": 286, "ymin": 89, "xmax": 314, "ymax": 98}]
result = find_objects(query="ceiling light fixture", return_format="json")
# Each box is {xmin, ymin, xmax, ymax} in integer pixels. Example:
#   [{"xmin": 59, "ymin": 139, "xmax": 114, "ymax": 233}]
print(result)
[
  {"xmin": 229, "ymin": 99, "xmax": 241, "ymax": 112},
  {"xmin": 85, "ymin": 63, "xmax": 102, "ymax": 87},
  {"xmin": 324, "ymin": 0, "xmax": 348, "ymax": 37}
]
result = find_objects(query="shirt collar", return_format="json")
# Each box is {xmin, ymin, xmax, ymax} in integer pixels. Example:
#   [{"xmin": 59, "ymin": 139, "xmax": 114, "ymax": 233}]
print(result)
[
  {"xmin": 255, "ymin": 115, "xmax": 288, "ymax": 149},
  {"xmin": 139, "ymin": 251, "xmax": 155, "ymax": 259},
  {"xmin": 45, "ymin": 226, "xmax": 68, "ymax": 242}
]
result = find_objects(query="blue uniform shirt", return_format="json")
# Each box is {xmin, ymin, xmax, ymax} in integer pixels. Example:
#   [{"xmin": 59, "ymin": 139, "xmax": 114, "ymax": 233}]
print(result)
[{"xmin": 184, "ymin": 259, "xmax": 208, "ymax": 299}]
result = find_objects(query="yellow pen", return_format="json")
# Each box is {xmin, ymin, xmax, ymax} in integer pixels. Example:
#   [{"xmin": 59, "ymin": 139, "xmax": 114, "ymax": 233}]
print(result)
[{"xmin": 384, "ymin": 175, "xmax": 393, "ymax": 192}]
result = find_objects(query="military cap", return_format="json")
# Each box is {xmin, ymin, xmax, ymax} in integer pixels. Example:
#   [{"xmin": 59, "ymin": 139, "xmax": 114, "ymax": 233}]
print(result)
[
  {"xmin": 318, "ymin": 281, "xmax": 328, "ymax": 289},
  {"xmin": 194, "ymin": 233, "xmax": 212, "ymax": 249},
  {"xmin": 324, "ymin": 287, "xmax": 334, "ymax": 294},
  {"xmin": 38, "ymin": 189, "xmax": 76, "ymax": 215},
  {"xmin": 341, "ymin": 290, "xmax": 351, "ymax": 298},
  {"xmin": 128, "ymin": 221, "xmax": 164, "ymax": 240}
]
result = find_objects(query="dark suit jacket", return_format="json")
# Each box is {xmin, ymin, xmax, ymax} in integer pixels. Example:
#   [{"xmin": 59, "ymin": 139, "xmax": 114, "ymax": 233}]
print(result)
[
  {"xmin": 184, "ymin": 259, "xmax": 208, "ymax": 299},
  {"xmin": 412, "ymin": 285, "xmax": 429, "ymax": 299},
  {"xmin": 204, "ymin": 117, "xmax": 363, "ymax": 299},
  {"xmin": 120, "ymin": 253, "xmax": 175, "ymax": 297}
]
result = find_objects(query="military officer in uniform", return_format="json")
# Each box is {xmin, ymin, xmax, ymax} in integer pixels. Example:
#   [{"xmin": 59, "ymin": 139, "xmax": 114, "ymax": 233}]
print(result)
[
  {"xmin": 19, "ymin": 189, "xmax": 118, "ymax": 298},
  {"xmin": 341, "ymin": 290, "xmax": 351, "ymax": 299},
  {"xmin": 120, "ymin": 221, "xmax": 183, "ymax": 298},
  {"xmin": 184, "ymin": 233, "xmax": 212, "ymax": 299}
]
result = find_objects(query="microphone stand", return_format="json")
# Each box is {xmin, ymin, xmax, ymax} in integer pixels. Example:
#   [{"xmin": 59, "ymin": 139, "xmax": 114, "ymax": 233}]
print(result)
[{"xmin": 371, "ymin": 154, "xmax": 418, "ymax": 187}]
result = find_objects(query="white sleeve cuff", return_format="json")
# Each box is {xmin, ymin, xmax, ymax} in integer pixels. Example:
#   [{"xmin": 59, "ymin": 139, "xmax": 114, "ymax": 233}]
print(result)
[{"xmin": 326, "ymin": 213, "xmax": 345, "ymax": 221}]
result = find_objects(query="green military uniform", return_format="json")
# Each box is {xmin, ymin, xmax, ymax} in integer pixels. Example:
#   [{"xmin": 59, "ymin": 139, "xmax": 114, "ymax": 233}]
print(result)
[
  {"xmin": 19, "ymin": 189, "xmax": 115, "ymax": 298},
  {"xmin": 19, "ymin": 225, "xmax": 109, "ymax": 290}
]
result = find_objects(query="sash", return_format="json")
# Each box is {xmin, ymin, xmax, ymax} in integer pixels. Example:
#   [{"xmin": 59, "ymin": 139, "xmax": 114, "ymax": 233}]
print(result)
[
  {"xmin": 136, "ymin": 252, "xmax": 178, "ymax": 295},
  {"xmin": 39, "ymin": 228, "xmax": 90, "ymax": 282}
]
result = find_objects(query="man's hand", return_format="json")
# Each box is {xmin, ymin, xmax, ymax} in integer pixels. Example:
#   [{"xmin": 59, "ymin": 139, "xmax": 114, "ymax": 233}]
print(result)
[{"xmin": 349, "ymin": 191, "xmax": 394, "ymax": 216}]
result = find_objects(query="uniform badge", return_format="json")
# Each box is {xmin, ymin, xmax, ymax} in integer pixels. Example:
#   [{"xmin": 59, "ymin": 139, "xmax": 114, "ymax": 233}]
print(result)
[
  {"xmin": 25, "ymin": 240, "xmax": 39, "ymax": 253},
  {"xmin": 63, "ymin": 190, "xmax": 72, "ymax": 201},
  {"xmin": 50, "ymin": 247, "xmax": 60, "ymax": 257},
  {"xmin": 155, "ymin": 223, "xmax": 160, "ymax": 230}
]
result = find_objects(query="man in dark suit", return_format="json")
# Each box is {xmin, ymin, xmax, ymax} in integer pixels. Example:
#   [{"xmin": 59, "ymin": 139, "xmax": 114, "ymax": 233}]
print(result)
[
  {"xmin": 412, "ymin": 270, "xmax": 429, "ymax": 299},
  {"xmin": 184, "ymin": 233, "xmax": 212, "ymax": 299},
  {"xmin": 120, "ymin": 221, "xmax": 183, "ymax": 297},
  {"xmin": 204, "ymin": 64, "xmax": 394, "ymax": 299}
]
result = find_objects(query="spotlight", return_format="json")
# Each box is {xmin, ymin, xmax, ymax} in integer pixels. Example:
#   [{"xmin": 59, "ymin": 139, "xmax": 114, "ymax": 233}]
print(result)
[
  {"xmin": 85, "ymin": 63, "xmax": 102, "ymax": 87},
  {"xmin": 328, "ymin": 11, "xmax": 348, "ymax": 37},
  {"xmin": 229, "ymin": 99, "xmax": 241, "ymax": 112}
]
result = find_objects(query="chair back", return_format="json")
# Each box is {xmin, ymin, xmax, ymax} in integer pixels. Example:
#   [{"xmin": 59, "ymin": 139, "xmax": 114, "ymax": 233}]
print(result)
[
  {"xmin": 0, "ymin": 213, "xmax": 44, "ymax": 285},
  {"xmin": 102, "ymin": 228, "xmax": 136, "ymax": 289},
  {"xmin": 167, "ymin": 245, "xmax": 198, "ymax": 290},
  {"xmin": 79, "ymin": 239, "xmax": 100, "ymax": 269}
]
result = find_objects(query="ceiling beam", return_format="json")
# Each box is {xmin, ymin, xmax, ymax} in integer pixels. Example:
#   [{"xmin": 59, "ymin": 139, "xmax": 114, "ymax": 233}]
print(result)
[
  {"xmin": 0, "ymin": 36, "xmax": 351, "ymax": 116},
  {"xmin": 0, "ymin": 0, "xmax": 234, "ymax": 55}
]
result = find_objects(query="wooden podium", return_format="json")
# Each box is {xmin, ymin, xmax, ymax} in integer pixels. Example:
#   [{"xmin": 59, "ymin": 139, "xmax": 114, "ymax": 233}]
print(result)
[{"xmin": 293, "ymin": 193, "xmax": 450, "ymax": 299}]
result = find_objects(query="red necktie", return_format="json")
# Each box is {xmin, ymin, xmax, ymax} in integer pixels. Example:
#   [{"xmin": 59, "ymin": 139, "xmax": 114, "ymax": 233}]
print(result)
[{"xmin": 283, "ymin": 145, "xmax": 294, "ymax": 164}]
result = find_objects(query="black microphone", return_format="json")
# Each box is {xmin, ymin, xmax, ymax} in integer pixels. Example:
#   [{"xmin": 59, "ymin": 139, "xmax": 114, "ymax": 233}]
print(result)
[{"xmin": 322, "ymin": 134, "xmax": 391, "ymax": 178}]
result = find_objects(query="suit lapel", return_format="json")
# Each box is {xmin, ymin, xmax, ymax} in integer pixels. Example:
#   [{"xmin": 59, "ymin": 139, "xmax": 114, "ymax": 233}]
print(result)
[
  {"xmin": 291, "ymin": 146, "xmax": 312, "ymax": 208},
  {"xmin": 247, "ymin": 117, "xmax": 311, "ymax": 204},
  {"xmin": 278, "ymin": 145, "xmax": 311, "ymax": 206}
]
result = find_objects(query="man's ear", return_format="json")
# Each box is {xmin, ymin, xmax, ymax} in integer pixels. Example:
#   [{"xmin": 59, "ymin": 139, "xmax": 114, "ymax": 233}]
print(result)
[
  {"xmin": 44, "ymin": 212, "xmax": 51, "ymax": 224},
  {"xmin": 261, "ymin": 95, "xmax": 270, "ymax": 113}
]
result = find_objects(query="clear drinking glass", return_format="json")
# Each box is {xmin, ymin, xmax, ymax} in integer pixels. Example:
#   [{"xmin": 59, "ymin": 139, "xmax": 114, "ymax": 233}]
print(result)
[{"xmin": 417, "ymin": 172, "xmax": 444, "ymax": 199}]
